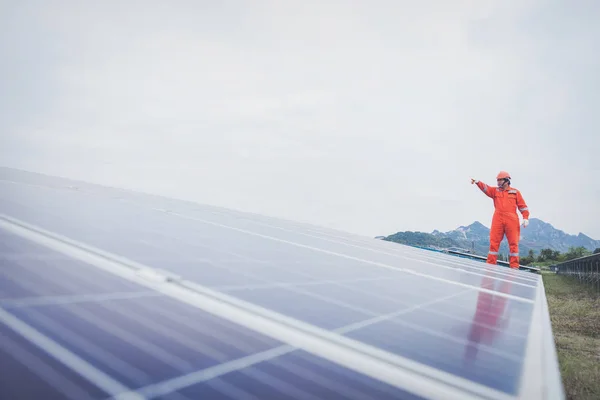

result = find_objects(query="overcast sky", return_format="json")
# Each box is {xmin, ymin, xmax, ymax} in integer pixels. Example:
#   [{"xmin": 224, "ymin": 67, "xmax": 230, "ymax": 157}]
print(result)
[{"xmin": 1, "ymin": 1, "xmax": 599, "ymax": 239}]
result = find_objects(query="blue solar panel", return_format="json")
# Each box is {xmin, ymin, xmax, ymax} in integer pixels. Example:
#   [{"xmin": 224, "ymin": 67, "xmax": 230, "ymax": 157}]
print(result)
[
  {"xmin": 0, "ymin": 167, "xmax": 565, "ymax": 399},
  {"xmin": 0, "ymin": 322, "xmax": 111, "ymax": 400},
  {"xmin": 1, "ymin": 229, "xmax": 415, "ymax": 399}
]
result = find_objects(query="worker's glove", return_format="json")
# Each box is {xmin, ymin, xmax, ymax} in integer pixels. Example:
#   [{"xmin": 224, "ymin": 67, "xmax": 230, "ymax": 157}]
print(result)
[
  {"xmin": 471, "ymin": 178, "xmax": 479, "ymax": 184},
  {"xmin": 522, "ymin": 219, "xmax": 529, "ymax": 227}
]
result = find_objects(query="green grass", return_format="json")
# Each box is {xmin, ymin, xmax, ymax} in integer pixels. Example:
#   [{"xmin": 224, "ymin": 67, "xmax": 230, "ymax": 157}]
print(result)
[
  {"xmin": 531, "ymin": 261, "xmax": 558, "ymax": 268},
  {"xmin": 543, "ymin": 273, "xmax": 600, "ymax": 400}
]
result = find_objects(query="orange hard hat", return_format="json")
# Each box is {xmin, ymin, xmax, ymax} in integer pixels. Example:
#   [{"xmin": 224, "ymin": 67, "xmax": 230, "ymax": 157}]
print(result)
[{"xmin": 497, "ymin": 171, "xmax": 511, "ymax": 180}]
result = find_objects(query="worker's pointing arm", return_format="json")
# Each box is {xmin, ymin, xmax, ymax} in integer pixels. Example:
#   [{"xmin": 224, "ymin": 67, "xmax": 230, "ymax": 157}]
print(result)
[{"xmin": 471, "ymin": 178, "xmax": 495, "ymax": 199}]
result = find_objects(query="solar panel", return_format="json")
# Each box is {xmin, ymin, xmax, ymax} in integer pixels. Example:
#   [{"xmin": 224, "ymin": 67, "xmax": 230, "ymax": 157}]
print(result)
[{"xmin": 0, "ymin": 167, "xmax": 565, "ymax": 399}]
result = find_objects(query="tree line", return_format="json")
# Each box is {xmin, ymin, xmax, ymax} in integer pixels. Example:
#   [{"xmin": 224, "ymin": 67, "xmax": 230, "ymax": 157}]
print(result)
[{"xmin": 518, "ymin": 246, "xmax": 600, "ymax": 266}]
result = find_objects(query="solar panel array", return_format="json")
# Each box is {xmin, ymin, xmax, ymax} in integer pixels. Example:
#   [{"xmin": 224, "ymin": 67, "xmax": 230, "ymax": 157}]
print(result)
[{"xmin": 0, "ymin": 167, "xmax": 564, "ymax": 400}]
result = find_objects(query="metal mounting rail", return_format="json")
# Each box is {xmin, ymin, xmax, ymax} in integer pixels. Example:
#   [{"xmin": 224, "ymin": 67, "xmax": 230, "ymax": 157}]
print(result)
[{"xmin": 445, "ymin": 250, "xmax": 541, "ymax": 274}]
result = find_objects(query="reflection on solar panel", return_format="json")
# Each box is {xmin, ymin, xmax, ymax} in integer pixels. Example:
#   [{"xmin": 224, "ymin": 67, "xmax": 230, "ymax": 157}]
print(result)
[{"xmin": 0, "ymin": 167, "xmax": 564, "ymax": 399}]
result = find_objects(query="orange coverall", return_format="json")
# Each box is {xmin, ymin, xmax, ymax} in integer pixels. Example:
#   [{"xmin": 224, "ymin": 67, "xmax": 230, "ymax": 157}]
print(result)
[{"xmin": 476, "ymin": 181, "xmax": 530, "ymax": 268}]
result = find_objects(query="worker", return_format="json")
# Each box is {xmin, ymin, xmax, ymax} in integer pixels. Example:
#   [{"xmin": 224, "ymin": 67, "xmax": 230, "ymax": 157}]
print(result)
[{"xmin": 471, "ymin": 171, "xmax": 530, "ymax": 269}]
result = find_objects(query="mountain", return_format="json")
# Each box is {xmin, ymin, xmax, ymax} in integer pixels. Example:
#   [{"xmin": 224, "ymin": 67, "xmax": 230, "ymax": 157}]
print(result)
[{"xmin": 383, "ymin": 218, "xmax": 600, "ymax": 257}]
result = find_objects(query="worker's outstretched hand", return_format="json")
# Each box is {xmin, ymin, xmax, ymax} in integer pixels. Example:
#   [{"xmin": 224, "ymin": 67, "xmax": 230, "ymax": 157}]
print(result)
[
  {"xmin": 522, "ymin": 219, "xmax": 529, "ymax": 228},
  {"xmin": 471, "ymin": 178, "xmax": 478, "ymax": 184}
]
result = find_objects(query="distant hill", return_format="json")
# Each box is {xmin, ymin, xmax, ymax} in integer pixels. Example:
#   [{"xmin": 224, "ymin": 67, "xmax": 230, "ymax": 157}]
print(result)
[{"xmin": 382, "ymin": 218, "xmax": 600, "ymax": 257}]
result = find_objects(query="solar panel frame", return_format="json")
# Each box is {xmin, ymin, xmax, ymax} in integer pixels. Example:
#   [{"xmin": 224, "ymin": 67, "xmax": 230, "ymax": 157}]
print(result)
[
  {"xmin": 2, "ymin": 226, "xmax": 419, "ymax": 400},
  {"xmin": 0, "ymin": 168, "xmax": 565, "ymax": 400}
]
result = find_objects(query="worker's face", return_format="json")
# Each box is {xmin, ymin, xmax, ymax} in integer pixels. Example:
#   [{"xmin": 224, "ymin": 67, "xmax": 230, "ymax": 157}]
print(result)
[{"xmin": 497, "ymin": 179, "xmax": 507, "ymax": 188}]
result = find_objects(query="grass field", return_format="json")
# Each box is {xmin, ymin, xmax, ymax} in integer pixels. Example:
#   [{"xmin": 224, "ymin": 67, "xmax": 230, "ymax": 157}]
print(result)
[{"xmin": 543, "ymin": 272, "xmax": 600, "ymax": 400}]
